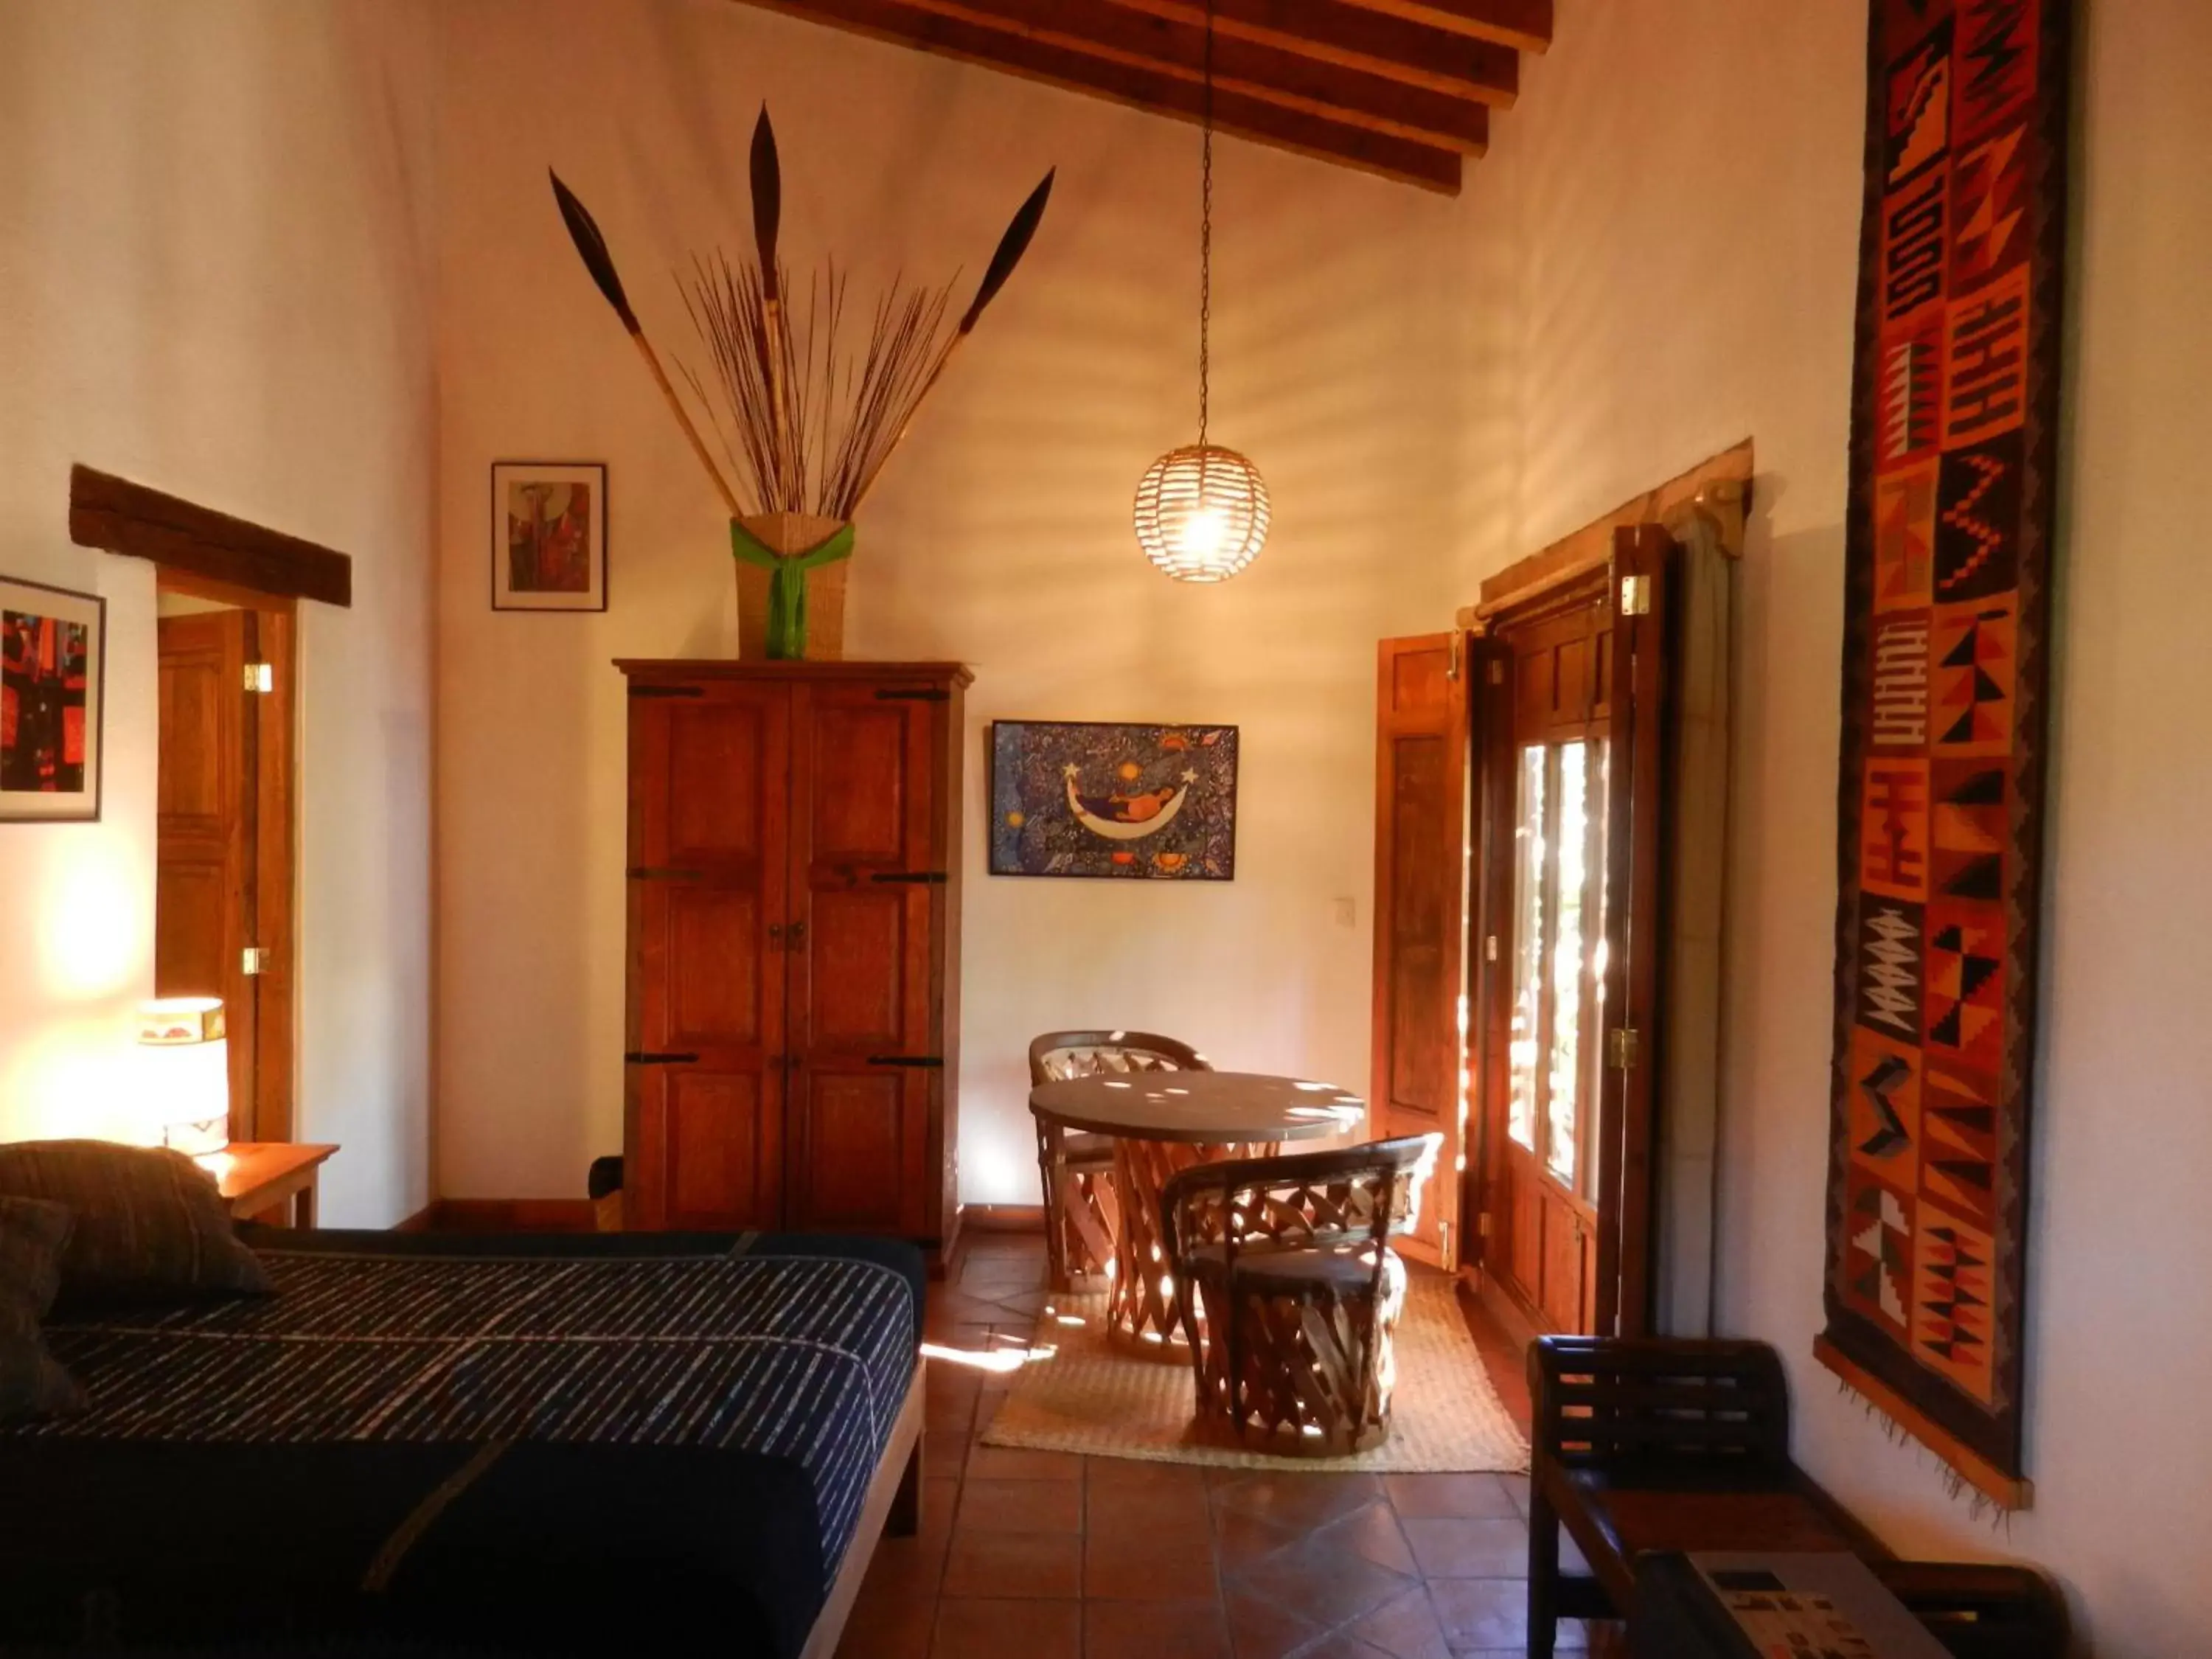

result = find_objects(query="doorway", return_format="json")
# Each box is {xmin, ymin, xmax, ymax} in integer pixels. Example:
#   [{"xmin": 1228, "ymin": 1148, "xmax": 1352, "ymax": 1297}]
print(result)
[
  {"xmin": 154, "ymin": 572, "xmax": 296, "ymax": 1145},
  {"xmin": 1374, "ymin": 526, "xmax": 1675, "ymax": 1340}
]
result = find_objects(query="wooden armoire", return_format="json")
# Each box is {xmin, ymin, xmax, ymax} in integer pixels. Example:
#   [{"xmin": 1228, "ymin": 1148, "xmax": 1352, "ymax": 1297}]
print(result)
[{"xmin": 616, "ymin": 659, "xmax": 968, "ymax": 1262}]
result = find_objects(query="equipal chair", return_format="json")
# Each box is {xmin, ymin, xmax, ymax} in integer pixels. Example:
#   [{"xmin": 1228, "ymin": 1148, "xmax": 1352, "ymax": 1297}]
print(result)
[
  {"xmin": 1029, "ymin": 1029, "xmax": 1210, "ymax": 1293},
  {"xmin": 1160, "ymin": 1134, "xmax": 1439, "ymax": 1457}
]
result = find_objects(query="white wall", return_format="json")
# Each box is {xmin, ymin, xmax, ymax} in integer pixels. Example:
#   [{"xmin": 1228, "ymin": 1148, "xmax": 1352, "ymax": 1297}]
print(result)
[
  {"xmin": 0, "ymin": 0, "xmax": 439, "ymax": 1225},
  {"xmin": 1456, "ymin": 1, "xmax": 2212, "ymax": 1651},
  {"xmin": 432, "ymin": 0, "xmax": 1467, "ymax": 1204}
]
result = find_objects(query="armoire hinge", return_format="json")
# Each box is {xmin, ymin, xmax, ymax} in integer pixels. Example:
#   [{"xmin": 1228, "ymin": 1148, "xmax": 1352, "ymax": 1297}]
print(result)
[{"xmin": 1619, "ymin": 574, "xmax": 1652, "ymax": 616}]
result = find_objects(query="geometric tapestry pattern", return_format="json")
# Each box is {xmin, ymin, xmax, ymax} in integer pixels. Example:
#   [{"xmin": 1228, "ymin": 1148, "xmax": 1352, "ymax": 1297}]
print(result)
[{"xmin": 1822, "ymin": 0, "xmax": 2070, "ymax": 1505}]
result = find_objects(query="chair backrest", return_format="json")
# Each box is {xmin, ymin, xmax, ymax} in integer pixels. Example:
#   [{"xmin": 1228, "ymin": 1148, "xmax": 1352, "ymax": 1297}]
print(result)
[
  {"xmin": 1027, "ymin": 1029, "xmax": 1211, "ymax": 1086},
  {"xmin": 1158, "ymin": 1134, "xmax": 1441, "ymax": 1270},
  {"xmin": 1527, "ymin": 1335, "xmax": 1792, "ymax": 1477}
]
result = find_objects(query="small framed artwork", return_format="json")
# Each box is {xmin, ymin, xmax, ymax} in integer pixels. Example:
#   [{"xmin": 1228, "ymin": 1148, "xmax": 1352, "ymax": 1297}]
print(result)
[
  {"xmin": 1, "ymin": 574, "xmax": 106, "ymax": 824},
  {"xmin": 491, "ymin": 460, "xmax": 608, "ymax": 611},
  {"xmin": 990, "ymin": 720, "xmax": 1239, "ymax": 880}
]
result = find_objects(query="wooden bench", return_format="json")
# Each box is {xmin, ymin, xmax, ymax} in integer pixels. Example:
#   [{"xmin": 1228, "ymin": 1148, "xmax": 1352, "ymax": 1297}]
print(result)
[{"xmin": 1526, "ymin": 1336, "xmax": 2065, "ymax": 1659}]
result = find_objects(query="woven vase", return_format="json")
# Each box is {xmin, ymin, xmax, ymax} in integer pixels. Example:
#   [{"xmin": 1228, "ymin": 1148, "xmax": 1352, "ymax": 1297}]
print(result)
[{"xmin": 734, "ymin": 512, "xmax": 850, "ymax": 661}]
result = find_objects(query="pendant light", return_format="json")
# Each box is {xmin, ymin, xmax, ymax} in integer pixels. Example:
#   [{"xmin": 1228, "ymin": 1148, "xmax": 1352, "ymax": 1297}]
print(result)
[{"xmin": 1133, "ymin": 0, "xmax": 1269, "ymax": 582}]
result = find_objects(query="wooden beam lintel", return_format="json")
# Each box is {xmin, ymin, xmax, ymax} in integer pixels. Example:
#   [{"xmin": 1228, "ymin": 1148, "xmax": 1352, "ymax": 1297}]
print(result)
[
  {"xmin": 759, "ymin": 0, "xmax": 1491, "ymax": 152},
  {"xmin": 69, "ymin": 464, "xmax": 353, "ymax": 608},
  {"xmin": 1097, "ymin": 0, "xmax": 1520, "ymax": 107},
  {"xmin": 1335, "ymin": 0, "xmax": 1553, "ymax": 55},
  {"xmin": 739, "ymin": 0, "xmax": 1464, "ymax": 192}
]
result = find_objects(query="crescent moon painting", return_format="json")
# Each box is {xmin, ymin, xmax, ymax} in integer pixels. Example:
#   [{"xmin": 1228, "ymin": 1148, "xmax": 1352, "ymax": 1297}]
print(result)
[{"xmin": 990, "ymin": 720, "xmax": 1238, "ymax": 879}]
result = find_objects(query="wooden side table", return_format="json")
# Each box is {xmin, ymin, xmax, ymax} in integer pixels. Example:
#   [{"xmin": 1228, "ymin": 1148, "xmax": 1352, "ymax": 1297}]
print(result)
[{"xmin": 207, "ymin": 1143, "xmax": 338, "ymax": 1228}]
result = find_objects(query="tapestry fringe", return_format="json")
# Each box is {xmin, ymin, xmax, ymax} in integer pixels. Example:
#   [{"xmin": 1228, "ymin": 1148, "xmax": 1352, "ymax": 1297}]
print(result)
[{"xmin": 1830, "ymin": 1375, "xmax": 2017, "ymax": 1531}]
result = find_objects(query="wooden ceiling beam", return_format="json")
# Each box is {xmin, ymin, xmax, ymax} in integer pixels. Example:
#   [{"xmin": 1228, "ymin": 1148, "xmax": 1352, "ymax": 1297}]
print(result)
[
  {"xmin": 734, "ymin": 0, "xmax": 1466, "ymax": 191},
  {"xmin": 1332, "ymin": 0, "xmax": 1552, "ymax": 54},
  {"xmin": 1099, "ymin": 0, "xmax": 1518, "ymax": 105},
  {"xmin": 755, "ymin": 0, "xmax": 1490, "ymax": 152}
]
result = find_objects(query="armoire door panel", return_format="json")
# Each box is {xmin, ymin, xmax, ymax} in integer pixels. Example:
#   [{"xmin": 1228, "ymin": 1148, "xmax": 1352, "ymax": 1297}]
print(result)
[
  {"xmin": 664, "ymin": 886, "xmax": 763, "ymax": 1046},
  {"xmin": 804, "ymin": 888, "xmax": 909, "ymax": 1048},
  {"xmin": 792, "ymin": 1069, "xmax": 923, "ymax": 1232},
  {"xmin": 804, "ymin": 703, "xmax": 911, "ymax": 862},
  {"xmin": 665, "ymin": 700, "xmax": 772, "ymax": 864},
  {"xmin": 663, "ymin": 1069, "xmax": 780, "ymax": 1231}
]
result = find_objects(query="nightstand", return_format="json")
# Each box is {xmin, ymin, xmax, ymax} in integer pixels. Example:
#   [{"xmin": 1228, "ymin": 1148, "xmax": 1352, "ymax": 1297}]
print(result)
[{"xmin": 207, "ymin": 1142, "xmax": 338, "ymax": 1228}]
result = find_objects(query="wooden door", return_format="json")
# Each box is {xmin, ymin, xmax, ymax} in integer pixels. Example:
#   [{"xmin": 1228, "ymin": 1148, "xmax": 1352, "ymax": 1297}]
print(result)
[
  {"xmin": 1593, "ymin": 526, "xmax": 1672, "ymax": 1338},
  {"xmin": 785, "ymin": 680, "xmax": 939, "ymax": 1236},
  {"xmin": 156, "ymin": 611, "xmax": 256, "ymax": 1139},
  {"xmin": 625, "ymin": 678, "xmax": 790, "ymax": 1231},
  {"xmin": 1476, "ymin": 589, "xmax": 1611, "ymax": 1334},
  {"xmin": 1472, "ymin": 532, "xmax": 1675, "ymax": 1338},
  {"xmin": 1371, "ymin": 634, "xmax": 1470, "ymax": 1267}
]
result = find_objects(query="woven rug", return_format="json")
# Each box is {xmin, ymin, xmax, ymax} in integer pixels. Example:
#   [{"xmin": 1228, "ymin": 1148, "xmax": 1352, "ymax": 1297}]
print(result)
[{"xmin": 978, "ymin": 1275, "xmax": 1528, "ymax": 1474}]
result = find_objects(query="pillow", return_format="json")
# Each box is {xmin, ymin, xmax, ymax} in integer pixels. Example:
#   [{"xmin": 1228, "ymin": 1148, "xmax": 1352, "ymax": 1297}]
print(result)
[
  {"xmin": 0, "ymin": 1140, "xmax": 270, "ymax": 1310},
  {"xmin": 0, "ymin": 1194, "xmax": 86, "ymax": 1419}
]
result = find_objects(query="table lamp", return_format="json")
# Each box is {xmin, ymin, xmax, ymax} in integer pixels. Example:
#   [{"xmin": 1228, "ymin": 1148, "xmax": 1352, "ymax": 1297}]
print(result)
[{"xmin": 136, "ymin": 998, "xmax": 229, "ymax": 1157}]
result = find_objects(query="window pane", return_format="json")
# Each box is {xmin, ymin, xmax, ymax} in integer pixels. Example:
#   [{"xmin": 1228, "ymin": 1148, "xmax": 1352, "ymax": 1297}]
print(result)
[
  {"xmin": 1582, "ymin": 737, "xmax": 1612, "ymax": 1203},
  {"xmin": 1546, "ymin": 741, "xmax": 1589, "ymax": 1186},
  {"xmin": 1506, "ymin": 745, "xmax": 1545, "ymax": 1152}
]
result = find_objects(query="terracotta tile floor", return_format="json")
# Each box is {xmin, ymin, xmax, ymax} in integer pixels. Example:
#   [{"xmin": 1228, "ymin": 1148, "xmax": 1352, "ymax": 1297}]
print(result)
[{"xmin": 835, "ymin": 1232, "xmax": 1621, "ymax": 1659}]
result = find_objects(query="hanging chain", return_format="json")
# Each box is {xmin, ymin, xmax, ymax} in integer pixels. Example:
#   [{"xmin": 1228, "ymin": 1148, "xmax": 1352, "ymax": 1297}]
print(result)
[{"xmin": 1197, "ymin": 0, "xmax": 1214, "ymax": 453}]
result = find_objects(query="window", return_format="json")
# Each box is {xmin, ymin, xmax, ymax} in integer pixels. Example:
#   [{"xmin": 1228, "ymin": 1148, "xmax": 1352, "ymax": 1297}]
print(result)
[{"xmin": 1505, "ymin": 737, "xmax": 1610, "ymax": 1199}]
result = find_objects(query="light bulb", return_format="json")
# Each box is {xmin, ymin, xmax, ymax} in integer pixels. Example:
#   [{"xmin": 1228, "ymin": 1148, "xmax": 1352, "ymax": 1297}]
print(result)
[{"xmin": 1133, "ymin": 444, "xmax": 1270, "ymax": 582}]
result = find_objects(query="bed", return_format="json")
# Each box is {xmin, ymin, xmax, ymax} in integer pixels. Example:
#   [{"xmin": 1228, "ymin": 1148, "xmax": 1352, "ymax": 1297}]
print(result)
[{"xmin": 0, "ymin": 1226, "xmax": 926, "ymax": 1658}]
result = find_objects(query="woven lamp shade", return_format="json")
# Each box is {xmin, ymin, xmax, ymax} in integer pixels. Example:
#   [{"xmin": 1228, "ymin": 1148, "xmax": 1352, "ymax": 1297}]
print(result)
[{"xmin": 1133, "ymin": 444, "xmax": 1270, "ymax": 582}]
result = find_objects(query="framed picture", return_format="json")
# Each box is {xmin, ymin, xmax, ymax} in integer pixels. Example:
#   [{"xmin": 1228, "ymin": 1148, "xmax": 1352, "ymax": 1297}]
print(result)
[
  {"xmin": 1, "ymin": 574, "xmax": 106, "ymax": 824},
  {"xmin": 491, "ymin": 461, "xmax": 607, "ymax": 611},
  {"xmin": 990, "ymin": 720, "xmax": 1239, "ymax": 880}
]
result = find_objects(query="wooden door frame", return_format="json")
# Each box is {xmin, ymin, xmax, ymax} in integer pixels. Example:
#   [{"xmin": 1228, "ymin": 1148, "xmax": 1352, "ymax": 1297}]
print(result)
[
  {"xmin": 156, "ymin": 569, "xmax": 298, "ymax": 1144},
  {"xmin": 1591, "ymin": 525, "xmax": 1672, "ymax": 1340},
  {"xmin": 74, "ymin": 463, "xmax": 352, "ymax": 1147},
  {"xmin": 1466, "ymin": 579, "xmax": 1611, "ymax": 1334}
]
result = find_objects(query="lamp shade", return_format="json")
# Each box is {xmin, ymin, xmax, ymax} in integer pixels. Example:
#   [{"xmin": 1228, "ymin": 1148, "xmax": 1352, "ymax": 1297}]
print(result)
[
  {"xmin": 136, "ymin": 998, "xmax": 229, "ymax": 1156},
  {"xmin": 1133, "ymin": 444, "xmax": 1270, "ymax": 583}
]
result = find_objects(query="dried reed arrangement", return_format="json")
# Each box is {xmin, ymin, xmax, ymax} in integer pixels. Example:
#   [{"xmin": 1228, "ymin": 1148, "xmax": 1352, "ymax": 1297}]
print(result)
[{"xmin": 550, "ymin": 108, "xmax": 1054, "ymax": 523}]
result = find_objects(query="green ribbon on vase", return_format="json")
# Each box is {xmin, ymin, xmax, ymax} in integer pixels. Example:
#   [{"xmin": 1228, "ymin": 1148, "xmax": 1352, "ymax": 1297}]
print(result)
[{"xmin": 729, "ymin": 519, "xmax": 855, "ymax": 659}]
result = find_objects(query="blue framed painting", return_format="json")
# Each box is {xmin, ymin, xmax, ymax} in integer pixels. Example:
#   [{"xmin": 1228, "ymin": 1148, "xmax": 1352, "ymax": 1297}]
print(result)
[{"xmin": 990, "ymin": 721, "xmax": 1238, "ymax": 880}]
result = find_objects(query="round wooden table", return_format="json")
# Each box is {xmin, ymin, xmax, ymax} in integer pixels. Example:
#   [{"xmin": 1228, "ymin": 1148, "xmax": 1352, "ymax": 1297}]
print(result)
[{"xmin": 1028, "ymin": 1071, "xmax": 1367, "ymax": 1356}]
